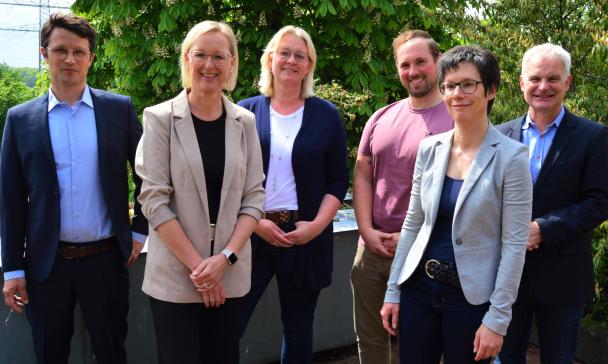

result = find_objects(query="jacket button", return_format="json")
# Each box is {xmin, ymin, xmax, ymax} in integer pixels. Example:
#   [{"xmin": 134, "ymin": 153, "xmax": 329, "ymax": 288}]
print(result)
[{"xmin": 456, "ymin": 239, "xmax": 463, "ymax": 245}]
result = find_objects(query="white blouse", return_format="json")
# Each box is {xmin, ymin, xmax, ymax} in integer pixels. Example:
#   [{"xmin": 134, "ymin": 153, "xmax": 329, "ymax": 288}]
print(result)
[{"xmin": 264, "ymin": 105, "xmax": 304, "ymax": 211}]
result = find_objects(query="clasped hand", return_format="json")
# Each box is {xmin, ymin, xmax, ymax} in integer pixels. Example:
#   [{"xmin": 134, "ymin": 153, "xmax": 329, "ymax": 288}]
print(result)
[
  {"xmin": 256, "ymin": 219, "xmax": 322, "ymax": 248},
  {"xmin": 363, "ymin": 228, "xmax": 398, "ymax": 257},
  {"xmin": 190, "ymin": 255, "xmax": 229, "ymax": 308}
]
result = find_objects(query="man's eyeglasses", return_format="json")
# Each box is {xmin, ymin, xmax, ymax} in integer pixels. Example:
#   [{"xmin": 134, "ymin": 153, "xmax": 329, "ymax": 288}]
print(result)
[
  {"xmin": 189, "ymin": 51, "xmax": 232, "ymax": 66},
  {"xmin": 440, "ymin": 79, "xmax": 483, "ymax": 95},
  {"xmin": 46, "ymin": 47, "xmax": 92, "ymax": 61},
  {"xmin": 275, "ymin": 49, "xmax": 309, "ymax": 63}
]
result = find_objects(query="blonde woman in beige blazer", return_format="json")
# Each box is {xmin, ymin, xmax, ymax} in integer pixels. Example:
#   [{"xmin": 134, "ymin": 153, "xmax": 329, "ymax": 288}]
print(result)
[
  {"xmin": 135, "ymin": 21, "xmax": 264, "ymax": 364},
  {"xmin": 381, "ymin": 46, "xmax": 532, "ymax": 363}
]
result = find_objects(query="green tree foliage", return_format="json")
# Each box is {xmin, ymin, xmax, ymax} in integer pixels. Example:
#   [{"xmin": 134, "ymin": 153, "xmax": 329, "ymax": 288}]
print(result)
[
  {"xmin": 71, "ymin": 0, "xmax": 466, "ymax": 128},
  {"xmin": 315, "ymin": 81, "xmax": 372, "ymax": 168},
  {"xmin": 437, "ymin": 0, "xmax": 608, "ymax": 124},
  {"xmin": 12, "ymin": 67, "xmax": 39, "ymax": 87},
  {"xmin": 0, "ymin": 64, "xmax": 36, "ymax": 140},
  {"xmin": 588, "ymin": 222, "xmax": 608, "ymax": 327}
]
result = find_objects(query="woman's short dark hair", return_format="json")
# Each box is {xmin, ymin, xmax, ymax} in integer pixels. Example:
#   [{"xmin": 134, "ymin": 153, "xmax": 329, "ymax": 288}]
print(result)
[
  {"xmin": 40, "ymin": 13, "xmax": 96, "ymax": 52},
  {"xmin": 438, "ymin": 45, "xmax": 500, "ymax": 114}
]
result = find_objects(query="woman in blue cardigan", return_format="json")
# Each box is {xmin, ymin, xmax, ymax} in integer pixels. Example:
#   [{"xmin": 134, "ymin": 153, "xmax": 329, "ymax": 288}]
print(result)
[{"xmin": 238, "ymin": 25, "xmax": 349, "ymax": 363}]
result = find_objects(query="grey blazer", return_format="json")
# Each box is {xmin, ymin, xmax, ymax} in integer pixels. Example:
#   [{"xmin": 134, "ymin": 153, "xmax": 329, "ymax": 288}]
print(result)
[
  {"xmin": 135, "ymin": 90, "xmax": 265, "ymax": 302},
  {"xmin": 385, "ymin": 125, "xmax": 532, "ymax": 335}
]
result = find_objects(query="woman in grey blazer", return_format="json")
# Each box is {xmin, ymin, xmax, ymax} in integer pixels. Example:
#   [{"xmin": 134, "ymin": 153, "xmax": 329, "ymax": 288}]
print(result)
[
  {"xmin": 135, "ymin": 21, "xmax": 265, "ymax": 364},
  {"xmin": 380, "ymin": 46, "xmax": 532, "ymax": 363}
]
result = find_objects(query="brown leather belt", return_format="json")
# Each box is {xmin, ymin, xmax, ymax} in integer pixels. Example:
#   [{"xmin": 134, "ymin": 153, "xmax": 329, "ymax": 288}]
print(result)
[
  {"xmin": 57, "ymin": 236, "xmax": 115, "ymax": 260},
  {"xmin": 265, "ymin": 210, "xmax": 300, "ymax": 225}
]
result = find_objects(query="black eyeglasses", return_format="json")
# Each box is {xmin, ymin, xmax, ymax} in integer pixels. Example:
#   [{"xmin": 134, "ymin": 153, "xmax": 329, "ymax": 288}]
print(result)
[{"xmin": 439, "ymin": 79, "xmax": 483, "ymax": 95}]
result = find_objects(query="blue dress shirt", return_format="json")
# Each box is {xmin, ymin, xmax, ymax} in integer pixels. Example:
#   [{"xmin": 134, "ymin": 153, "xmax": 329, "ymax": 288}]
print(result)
[
  {"xmin": 49, "ymin": 86, "xmax": 113, "ymax": 243},
  {"xmin": 521, "ymin": 107, "xmax": 565, "ymax": 184}
]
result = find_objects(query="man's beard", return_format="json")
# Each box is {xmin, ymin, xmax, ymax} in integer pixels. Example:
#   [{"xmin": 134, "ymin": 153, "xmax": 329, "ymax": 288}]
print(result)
[{"xmin": 404, "ymin": 76, "xmax": 436, "ymax": 98}]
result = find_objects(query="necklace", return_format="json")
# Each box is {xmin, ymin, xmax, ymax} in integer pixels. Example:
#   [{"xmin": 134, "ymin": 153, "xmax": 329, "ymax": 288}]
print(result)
[{"xmin": 268, "ymin": 106, "xmax": 302, "ymax": 193}]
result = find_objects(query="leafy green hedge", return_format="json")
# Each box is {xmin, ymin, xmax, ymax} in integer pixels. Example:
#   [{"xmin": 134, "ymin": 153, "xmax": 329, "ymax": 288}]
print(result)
[
  {"xmin": 0, "ymin": 64, "xmax": 36, "ymax": 140},
  {"xmin": 586, "ymin": 222, "xmax": 608, "ymax": 327},
  {"xmin": 315, "ymin": 81, "xmax": 372, "ymax": 170}
]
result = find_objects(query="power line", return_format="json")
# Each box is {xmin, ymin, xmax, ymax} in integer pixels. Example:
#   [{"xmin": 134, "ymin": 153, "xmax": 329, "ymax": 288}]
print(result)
[
  {"xmin": 0, "ymin": 0, "xmax": 73, "ymax": 69},
  {"xmin": 0, "ymin": 1, "xmax": 68, "ymax": 8}
]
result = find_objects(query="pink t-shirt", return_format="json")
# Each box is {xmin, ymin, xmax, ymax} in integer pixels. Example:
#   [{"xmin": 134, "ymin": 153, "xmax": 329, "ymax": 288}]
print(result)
[{"xmin": 358, "ymin": 99, "xmax": 453, "ymax": 233}]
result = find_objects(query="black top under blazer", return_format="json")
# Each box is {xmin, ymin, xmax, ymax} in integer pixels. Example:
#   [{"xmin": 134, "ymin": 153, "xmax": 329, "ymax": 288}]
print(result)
[{"xmin": 238, "ymin": 95, "xmax": 349, "ymax": 290}]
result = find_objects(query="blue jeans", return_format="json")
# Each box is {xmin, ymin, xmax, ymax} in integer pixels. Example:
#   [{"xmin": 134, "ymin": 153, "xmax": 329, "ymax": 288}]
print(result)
[
  {"xmin": 398, "ymin": 270, "xmax": 491, "ymax": 364},
  {"xmin": 242, "ymin": 227, "xmax": 321, "ymax": 364},
  {"xmin": 497, "ymin": 286, "xmax": 584, "ymax": 364}
]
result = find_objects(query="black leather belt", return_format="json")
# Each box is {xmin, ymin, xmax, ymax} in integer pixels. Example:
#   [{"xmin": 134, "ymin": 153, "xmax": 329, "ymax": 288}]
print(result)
[
  {"xmin": 57, "ymin": 236, "xmax": 115, "ymax": 260},
  {"xmin": 265, "ymin": 210, "xmax": 299, "ymax": 225},
  {"xmin": 419, "ymin": 258, "xmax": 461, "ymax": 288}
]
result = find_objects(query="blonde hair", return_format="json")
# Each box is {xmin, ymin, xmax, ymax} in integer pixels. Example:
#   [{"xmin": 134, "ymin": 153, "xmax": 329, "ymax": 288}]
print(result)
[
  {"xmin": 180, "ymin": 21, "xmax": 239, "ymax": 91},
  {"xmin": 258, "ymin": 25, "xmax": 317, "ymax": 98}
]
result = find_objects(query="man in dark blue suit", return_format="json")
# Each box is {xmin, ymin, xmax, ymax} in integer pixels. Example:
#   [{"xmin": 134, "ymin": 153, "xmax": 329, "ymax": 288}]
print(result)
[
  {"xmin": 497, "ymin": 43, "xmax": 608, "ymax": 364},
  {"xmin": 1, "ymin": 13, "xmax": 147, "ymax": 364}
]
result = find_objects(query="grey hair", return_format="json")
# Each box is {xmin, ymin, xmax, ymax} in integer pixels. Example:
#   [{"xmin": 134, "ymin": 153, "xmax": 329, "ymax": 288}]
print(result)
[{"xmin": 522, "ymin": 43, "xmax": 571, "ymax": 76}]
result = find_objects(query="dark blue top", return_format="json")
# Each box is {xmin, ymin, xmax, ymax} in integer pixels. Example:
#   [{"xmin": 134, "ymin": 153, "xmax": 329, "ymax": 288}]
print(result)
[{"xmin": 424, "ymin": 175, "xmax": 463, "ymax": 263}]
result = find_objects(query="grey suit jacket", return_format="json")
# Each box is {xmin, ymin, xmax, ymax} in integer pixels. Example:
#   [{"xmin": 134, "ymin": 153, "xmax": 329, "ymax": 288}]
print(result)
[
  {"xmin": 135, "ymin": 90, "xmax": 265, "ymax": 302},
  {"xmin": 385, "ymin": 125, "xmax": 532, "ymax": 335}
]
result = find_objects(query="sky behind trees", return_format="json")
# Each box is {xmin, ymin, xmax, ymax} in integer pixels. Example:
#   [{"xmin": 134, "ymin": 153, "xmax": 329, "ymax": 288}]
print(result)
[{"xmin": 0, "ymin": 0, "xmax": 74, "ymax": 68}]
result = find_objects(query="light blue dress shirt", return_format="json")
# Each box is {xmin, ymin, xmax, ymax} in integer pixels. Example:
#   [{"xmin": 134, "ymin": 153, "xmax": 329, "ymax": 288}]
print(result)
[
  {"xmin": 49, "ymin": 86, "xmax": 113, "ymax": 243},
  {"xmin": 521, "ymin": 106, "xmax": 565, "ymax": 185},
  {"xmin": 4, "ymin": 87, "xmax": 145, "ymax": 281}
]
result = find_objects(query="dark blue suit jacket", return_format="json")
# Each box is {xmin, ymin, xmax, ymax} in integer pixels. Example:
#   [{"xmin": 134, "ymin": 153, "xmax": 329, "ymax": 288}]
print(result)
[
  {"xmin": 238, "ymin": 95, "xmax": 349, "ymax": 290},
  {"xmin": 0, "ymin": 88, "xmax": 148, "ymax": 282},
  {"xmin": 497, "ymin": 109, "xmax": 608, "ymax": 305}
]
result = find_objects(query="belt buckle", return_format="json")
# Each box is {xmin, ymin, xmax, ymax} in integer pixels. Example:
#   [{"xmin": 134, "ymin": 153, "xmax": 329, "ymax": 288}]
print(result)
[
  {"xmin": 62, "ymin": 246, "xmax": 83, "ymax": 260},
  {"xmin": 424, "ymin": 259, "xmax": 440, "ymax": 279}
]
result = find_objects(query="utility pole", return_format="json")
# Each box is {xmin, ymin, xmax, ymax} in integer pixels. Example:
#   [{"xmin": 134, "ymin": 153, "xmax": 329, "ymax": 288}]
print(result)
[
  {"xmin": 0, "ymin": 0, "xmax": 71, "ymax": 70},
  {"xmin": 38, "ymin": 0, "xmax": 50, "ymax": 71}
]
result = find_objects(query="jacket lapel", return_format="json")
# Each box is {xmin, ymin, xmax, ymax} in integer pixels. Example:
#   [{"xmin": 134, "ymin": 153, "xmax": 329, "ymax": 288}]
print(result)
[
  {"xmin": 35, "ymin": 94, "xmax": 55, "ymax": 165},
  {"xmin": 172, "ymin": 90, "xmax": 210, "ymax": 215},
  {"xmin": 505, "ymin": 116, "xmax": 525, "ymax": 142},
  {"xmin": 90, "ymin": 88, "xmax": 108, "ymax": 180},
  {"xmin": 454, "ymin": 125, "xmax": 499, "ymax": 217},
  {"xmin": 428, "ymin": 131, "xmax": 452, "ymax": 227},
  {"xmin": 257, "ymin": 97, "xmax": 272, "ymax": 177},
  {"xmin": 533, "ymin": 109, "xmax": 576, "ymax": 193},
  {"xmin": 217, "ymin": 95, "xmax": 242, "ymax": 215}
]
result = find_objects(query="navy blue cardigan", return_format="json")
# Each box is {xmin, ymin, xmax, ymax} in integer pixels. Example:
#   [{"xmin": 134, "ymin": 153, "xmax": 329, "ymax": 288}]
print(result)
[{"xmin": 238, "ymin": 95, "xmax": 349, "ymax": 289}]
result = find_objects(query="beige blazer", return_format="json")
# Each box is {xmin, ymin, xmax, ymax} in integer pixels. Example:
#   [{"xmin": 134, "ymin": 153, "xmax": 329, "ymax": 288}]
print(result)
[
  {"xmin": 385, "ymin": 125, "xmax": 532, "ymax": 335},
  {"xmin": 135, "ymin": 90, "xmax": 265, "ymax": 302}
]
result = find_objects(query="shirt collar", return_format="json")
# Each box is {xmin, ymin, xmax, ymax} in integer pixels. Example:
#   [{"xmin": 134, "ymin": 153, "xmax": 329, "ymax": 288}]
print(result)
[
  {"xmin": 522, "ymin": 106, "xmax": 565, "ymax": 131},
  {"xmin": 48, "ymin": 85, "xmax": 94, "ymax": 112}
]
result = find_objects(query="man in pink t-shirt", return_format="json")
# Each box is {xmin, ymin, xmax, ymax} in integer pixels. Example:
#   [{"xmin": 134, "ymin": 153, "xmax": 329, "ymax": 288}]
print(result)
[{"xmin": 351, "ymin": 30, "xmax": 453, "ymax": 364}]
